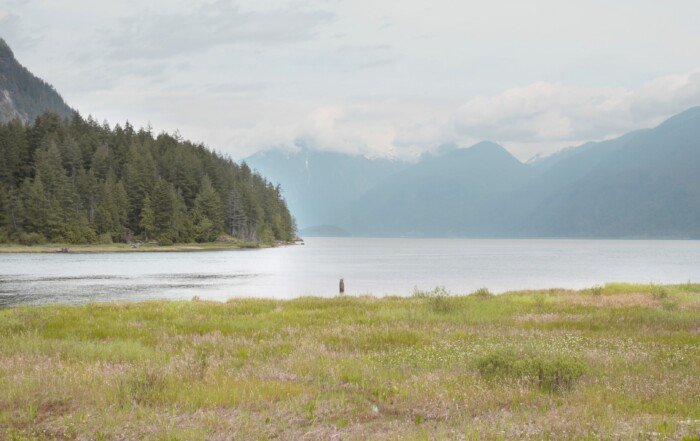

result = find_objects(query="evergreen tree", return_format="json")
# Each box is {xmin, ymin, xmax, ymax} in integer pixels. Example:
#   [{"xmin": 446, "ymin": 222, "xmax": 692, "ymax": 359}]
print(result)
[
  {"xmin": 19, "ymin": 175, "xmax": 49, "ymax": 238},
  {"xmin": 0, "ymin": 112, "xmax": 295, "ymax": 245},
  {"xmin": 226, "ymin": 186, "xmax": 247, "ymax": 237},
  {"xmin": 139, "ymin": 195, "xmax": 155, "ymax": 242},
  {"xmin": 150, "ymin": 178, "xmax": 175, "ymax": 242},
  {"xmin": 112, "ymin": 179, "xmax": 129, "ymax": 238},
  {"xmin": 91, "ymin": 144, "xmax": 110, "ymax": 180},
  {"xmin": 77, "ymin": 169, "xmax": 98, "ymax": 223},
  {"xmin": 194, "ymin": 175, "xmax": 223, "ymax": 242}
]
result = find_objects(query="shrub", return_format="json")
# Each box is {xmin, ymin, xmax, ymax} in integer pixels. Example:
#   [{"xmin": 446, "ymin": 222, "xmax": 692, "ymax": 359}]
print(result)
[
  {"xmin": 429, "ymin": 294, "xmax": 453, "ymax": 314},
  {"xmin": 652, "ymin": 286, "xmax": 669, "ymax": 300},
  {"xmin": 418, "ymin": 286, "xmax": 456, "ymax": 313},
  {"xmin": 411, "ymin": 286, "xmax": 446, "ymax": 298},
  {"xmin": 258, "ymin": 225, "xmax": 276, "ymax": 246},
  {"xmin": 412, "ymin": 286, "xmax": 456, "ymax": 313},
  {"xmin": 470, "ymin": 287, "xmax": 493, "ymax": 298},
  {"xmin": 411, "ymin": 286, "xmax": 429, "ymax": 298},
  {"xmin": 587, "ymin": 285, "xmax": 604, "ymax": 296},
  {"xmin": 19, "ymin": 232, "xmax": 46, "ymax": 246},
  {"xmin": 61, "ymin": 222, "xmax": 97, "ymax": 244},
  {"xmin": 476, "ymin": 350, "xmax": 586, "ymax": 392},
  {"xmin": 97, "ymin": 233, "xmax": 113, "ymax": 245},
  {"xmin": 158, "ymin": 236, "xmax": 174, "ymax": 246}
]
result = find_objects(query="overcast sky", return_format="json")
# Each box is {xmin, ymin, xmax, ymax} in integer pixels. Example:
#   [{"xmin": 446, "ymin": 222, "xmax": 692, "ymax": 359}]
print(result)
[{"xmin": 2, "ymin": 0, "xmax": 700, "ymax": 161}]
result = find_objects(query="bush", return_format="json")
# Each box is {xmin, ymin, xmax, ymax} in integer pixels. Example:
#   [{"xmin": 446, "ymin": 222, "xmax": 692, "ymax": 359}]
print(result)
[
  {"xmin": 470, "ymin": 287, "xmax": 493, "ymax": 298},
  {"xmin": 587, "ymin": 285, "xmax": 604, "ymax": 296},
  {"xmin": 61, "ymin": 222, "xmax": 98, "ymax": 244},
  {"xmin": 412, "ymin": 286, "xmax": 456, "ymax": 313},
  {"xmin": 476, "ymin": 350, "xmax": 586, "ymax": 392},
  {"xmin": 158, "ymin": 236, "xmax": 174, "ymax": 246},
  {"xmin": 194, "ymin": 217, "xmax": 217, "ymax": 243},
  {"xmin": 429, "ymin": 294, "xmax": 453, "ymax": 314},
  {"xmin": 652, "ymin": 286, "xmax": 668, "ymax": 299},
  {"xmin": 19, "ymin": 232, "xmax": 46, "ymax": 246},
  {"xmin": 97, "ymin": 233, "xmax": 113, "ymax": 245},
  {"xmin": 412, "ymin": 286, "xmax": 448, "ymax": 298},
  {"xmin": 258, "ymin": 225, "xmax": 276, "ymax": 246}
]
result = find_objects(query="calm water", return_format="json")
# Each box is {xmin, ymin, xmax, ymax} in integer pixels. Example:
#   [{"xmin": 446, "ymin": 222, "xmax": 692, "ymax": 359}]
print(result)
[{"xmin": 1, "ymin": 237, "xmax": 699, "ymax": 306}]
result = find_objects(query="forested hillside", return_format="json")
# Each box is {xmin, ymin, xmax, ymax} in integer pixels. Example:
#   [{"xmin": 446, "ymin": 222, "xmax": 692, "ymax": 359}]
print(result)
[
  {"xmin": 0, "ymin": 113, "xmax": 295, "ymax": 245},
  {"xmin": 0, "ymin": 39, "xmax": 73, "ymax": 123}
]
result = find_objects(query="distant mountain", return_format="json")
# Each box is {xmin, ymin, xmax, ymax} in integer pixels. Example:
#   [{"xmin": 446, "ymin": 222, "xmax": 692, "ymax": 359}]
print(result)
[
  {"xmin": 516, "ymin": 107, "xmax": 700, "ymax": 238},
  {"xmin": 248, "ymin": 107, "xmax": 700, "ymax": 239},
  {"xmin": 246, "ymin": 147, "xmax": 407, "ymax": 229},
  {"xmin": 0, "ymin": 38, "xmax": 73, "ymax": 123},
  {"xmin": 334, "ymin": 142, "xmax": 532, "ymax": 236}
]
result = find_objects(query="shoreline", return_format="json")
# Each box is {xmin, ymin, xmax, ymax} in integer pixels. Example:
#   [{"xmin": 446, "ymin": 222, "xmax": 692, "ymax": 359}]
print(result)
[{"xmin": 0, "ymin": 241, "xmax": 281, "ymax": 254}]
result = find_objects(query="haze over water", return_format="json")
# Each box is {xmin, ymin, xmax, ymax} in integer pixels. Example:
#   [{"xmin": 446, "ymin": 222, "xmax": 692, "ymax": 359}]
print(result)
[{"xmin": 1, "ymin": 237, "xmax": 700, "ymax": 306}]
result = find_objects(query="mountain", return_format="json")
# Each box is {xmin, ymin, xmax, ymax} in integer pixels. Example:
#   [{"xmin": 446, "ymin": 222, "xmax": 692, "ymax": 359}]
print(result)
[
  {"xmin": 334, "ymin": 142, "xmax": 532, "ymax": 236},
  {"xmin": 249, "ymin": 107, "xmax": 700, "ymax": 239},
  {"xmin": 517, "ymin": 107, "xmax": 700, "ymax": 238},
  {"xmin": 299, "ymin": 225, "xmax": 352, "ymax": 237},
  {"xmin": 0, "ymin": 38, "xmax": 73, "ymax": 123},
  {"xmin": 246, "ymin": 147, "xmax": 407, "ymax": 229}
]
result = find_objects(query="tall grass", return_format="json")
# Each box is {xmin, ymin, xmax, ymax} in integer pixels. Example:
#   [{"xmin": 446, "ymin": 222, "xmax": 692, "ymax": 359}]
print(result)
[{"xmin": 0, "ymin": 284, "xmax": 698, "ymax": 439}]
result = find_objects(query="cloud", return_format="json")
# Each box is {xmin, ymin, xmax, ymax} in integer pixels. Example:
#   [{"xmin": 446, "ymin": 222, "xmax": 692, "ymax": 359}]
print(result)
[
  {"xmin": 218, "ymin": 69, "xmax": 700, "ymax": 161},
  {"xmin": 104, "ymin": 1, "xmax": 335, "ymax": 60},
  {"xmin": 454, "ymin": 70, "xmax": 700, "ymax": 150},
  {"xmin": 0, "ymin": 11, "xmax": 42, "ymax": 49},
  {"xmin": 6, "ymin": 0, "xmax": 700, "ymax": 163},
  {"xmin": 214, "ymin": 97, "xmax": 456, "ymax": 160}
]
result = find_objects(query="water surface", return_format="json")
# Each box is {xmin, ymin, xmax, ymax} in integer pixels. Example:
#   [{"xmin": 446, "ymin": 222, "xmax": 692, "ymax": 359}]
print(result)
[{"xmin": 1, "ymin": 237, "xmax": 699, "ymax": 306}]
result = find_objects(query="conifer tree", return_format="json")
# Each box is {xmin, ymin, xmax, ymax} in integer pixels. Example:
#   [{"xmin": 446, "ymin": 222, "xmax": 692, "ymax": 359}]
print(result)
[
  {"xmin": 194, "ymin": 175, "xmax": 223, "ymax": 242},
  {"xmin": 19, "ymin": 176, "xmax": 49, "ymax": 238},
  {"xmin": 0, "ymin": 112, "xmax": 295, "ymax": 245},
  {"xmin": 139, "ymin": 195, "xmax": 155, "ymax": 241}
]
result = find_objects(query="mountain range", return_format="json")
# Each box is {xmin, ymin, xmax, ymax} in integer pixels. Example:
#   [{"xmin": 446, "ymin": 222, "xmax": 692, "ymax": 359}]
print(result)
[{"xmin": 248, "ymin": 107, "xmax": 700, "ymax": 239}]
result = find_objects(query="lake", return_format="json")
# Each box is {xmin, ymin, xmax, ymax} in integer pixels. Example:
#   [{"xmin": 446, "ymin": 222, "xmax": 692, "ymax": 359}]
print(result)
[{"xmin": 1, "ymin": 237, "xmax": 700, "ymax": 306}]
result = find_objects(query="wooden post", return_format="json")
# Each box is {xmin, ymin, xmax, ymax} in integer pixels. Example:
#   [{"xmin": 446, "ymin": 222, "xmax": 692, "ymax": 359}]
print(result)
[{"xmin": 339, "ymin": 278, "xmax": 345, "ymax": 294}]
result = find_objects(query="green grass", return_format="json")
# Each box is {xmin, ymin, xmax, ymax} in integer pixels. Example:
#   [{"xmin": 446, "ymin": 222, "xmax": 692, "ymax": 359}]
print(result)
[{"xmin": 0, "ymin": 284, "xmax": 698, "ymax": 439}]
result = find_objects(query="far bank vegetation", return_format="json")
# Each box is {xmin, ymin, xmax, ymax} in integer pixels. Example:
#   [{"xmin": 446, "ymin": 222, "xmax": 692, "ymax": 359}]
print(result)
[{"xmin": 0, "ymin": 113, "xmax": 295, "ymax": 246}]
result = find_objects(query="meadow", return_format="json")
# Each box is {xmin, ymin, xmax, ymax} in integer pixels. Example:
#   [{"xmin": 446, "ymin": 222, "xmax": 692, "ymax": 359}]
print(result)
[{"xmin": 0, "ymin": 284, "xmax": 698, "ymax": 440}]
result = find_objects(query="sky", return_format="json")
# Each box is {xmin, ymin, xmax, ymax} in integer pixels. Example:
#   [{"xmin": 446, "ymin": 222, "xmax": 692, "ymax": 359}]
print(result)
[{"xmin": 2, "ymin": 0, "xmax": 700, "ymax": 161}]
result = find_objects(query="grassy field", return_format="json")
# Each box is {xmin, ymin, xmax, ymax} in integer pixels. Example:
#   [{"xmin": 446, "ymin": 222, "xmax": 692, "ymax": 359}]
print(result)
[
  {"xmin": 0, "ymin": 284, "xmax": 698, "ymax": 440},
  {"xmin": 0, "ymin": 241, "xmax": 265, "ymax": 254}
]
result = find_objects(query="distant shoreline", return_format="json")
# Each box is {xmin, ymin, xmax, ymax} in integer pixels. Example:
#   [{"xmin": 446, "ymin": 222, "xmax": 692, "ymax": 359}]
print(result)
[{"xmin": 0, "ymin": 241, "xmax": 293, "ymax": 254}]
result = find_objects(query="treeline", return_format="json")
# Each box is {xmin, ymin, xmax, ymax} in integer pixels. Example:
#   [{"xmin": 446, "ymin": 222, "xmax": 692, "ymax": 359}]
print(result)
[{"xmin": 0, "ymin": 113, "xmax": 296, "ymax": 245}]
